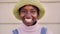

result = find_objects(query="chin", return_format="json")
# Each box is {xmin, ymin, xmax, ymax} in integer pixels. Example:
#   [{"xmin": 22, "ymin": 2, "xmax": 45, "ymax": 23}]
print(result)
[{"xmin": 25, "ymin": 22, "xmax": 32, "ymax": 26}]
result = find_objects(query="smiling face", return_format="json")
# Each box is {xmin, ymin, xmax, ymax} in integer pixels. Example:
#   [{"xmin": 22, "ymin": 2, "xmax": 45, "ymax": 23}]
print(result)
[{"xmin": 19, "ymin": 5, "xmax": 39, "ymax": 26}]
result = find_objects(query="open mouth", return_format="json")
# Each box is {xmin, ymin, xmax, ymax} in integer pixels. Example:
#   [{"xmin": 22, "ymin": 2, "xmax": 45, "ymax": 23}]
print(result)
[{"xmin": 25, "ymin": 18, "xmax": 32, "ymax": 22}]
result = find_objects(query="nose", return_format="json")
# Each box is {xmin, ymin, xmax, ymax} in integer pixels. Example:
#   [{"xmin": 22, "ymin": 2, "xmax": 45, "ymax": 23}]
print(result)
[{"xmin": 25, "ymin": 13, "xmax": 32, "ymax": 19}]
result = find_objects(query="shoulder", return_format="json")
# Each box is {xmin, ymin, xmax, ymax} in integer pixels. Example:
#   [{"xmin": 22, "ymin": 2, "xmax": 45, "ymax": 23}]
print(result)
[
  {"xmin": 13, "ymin": 29, "xmax": 18, "ymax": 32},
  {"xmin": 40, "ymin": 26, "xmax": 53, "ymax": 34},
  {"xmin": 46, "ymin": 29, "xmax": 53, "ymax": 34},
  {"xmin": 41, "ymin": 27, "xmax": 47, "ymax": 34},
  {"xmin": 12, "ymin": 27, "xmax": 21, "ymax": 34},
  {"xmin": 12, "ymin": 29, "xmax": 18, "ymax": 34}
]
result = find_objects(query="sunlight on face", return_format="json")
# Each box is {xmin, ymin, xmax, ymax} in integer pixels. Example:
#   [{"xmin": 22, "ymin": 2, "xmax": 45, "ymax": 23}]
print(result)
[{"xmin": 19, "ymin": 5, "xmax": 38, "ymax": 26}]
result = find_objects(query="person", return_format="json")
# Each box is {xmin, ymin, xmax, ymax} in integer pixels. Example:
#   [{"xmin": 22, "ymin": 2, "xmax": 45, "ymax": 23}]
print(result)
[{"xmin": 12, "ymin": 0, "xmax": 53, "ymax": 34}]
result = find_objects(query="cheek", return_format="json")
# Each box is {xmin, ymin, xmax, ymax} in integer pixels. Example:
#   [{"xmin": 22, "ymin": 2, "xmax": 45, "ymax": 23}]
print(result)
[
  {"xmin": 32, "ymin": 14, "xmax": 37, "ymax": 25},
  {"xmin": 33, "ymin": 14, "xmax": 38, "ymax": 19},
  {"xmin": 19, "ymin": 13, "xmax": 25, "ymax": 19}
]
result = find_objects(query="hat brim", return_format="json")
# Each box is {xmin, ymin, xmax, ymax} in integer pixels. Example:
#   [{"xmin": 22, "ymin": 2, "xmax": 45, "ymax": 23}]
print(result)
[{"xmin": 13, "ymin": 0, "xmax": 45, "ymax": 20}]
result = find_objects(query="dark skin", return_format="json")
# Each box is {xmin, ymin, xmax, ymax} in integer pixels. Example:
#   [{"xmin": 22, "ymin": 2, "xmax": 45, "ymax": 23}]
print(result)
[{"xmin": 19, "ymin": 5, "xmax": 39, "ymax": 26}]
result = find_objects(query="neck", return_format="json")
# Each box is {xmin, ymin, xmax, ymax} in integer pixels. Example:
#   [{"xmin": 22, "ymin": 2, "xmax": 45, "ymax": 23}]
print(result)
[{"xmin": 20, "ymin": 21, "xmax": 40, "ymax": 32}]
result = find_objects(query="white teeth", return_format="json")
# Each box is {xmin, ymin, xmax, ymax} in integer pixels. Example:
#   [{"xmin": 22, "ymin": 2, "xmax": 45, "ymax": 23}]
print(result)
[{"xmin": 25, "ymin": 19, "xmax": 32, "ymax": 22}]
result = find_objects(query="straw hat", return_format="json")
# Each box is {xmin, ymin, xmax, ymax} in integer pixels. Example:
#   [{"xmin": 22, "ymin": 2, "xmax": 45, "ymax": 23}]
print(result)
[{"xmin": 13, "ymin": 0, "xmax": 45, "ymax": 20}]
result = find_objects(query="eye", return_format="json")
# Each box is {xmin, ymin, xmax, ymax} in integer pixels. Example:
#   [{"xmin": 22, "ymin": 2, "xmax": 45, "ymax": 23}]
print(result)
[
  {"xmin": 22, "ymin": 11, "xmax": 26, "ymax": 13},
  {"xmin": 31, "ymin": 10, "xmax": 37, "ymax": 14},
  {"xmin": 20, "ymin": 10, "xmax": 26, "ymax": 14}
]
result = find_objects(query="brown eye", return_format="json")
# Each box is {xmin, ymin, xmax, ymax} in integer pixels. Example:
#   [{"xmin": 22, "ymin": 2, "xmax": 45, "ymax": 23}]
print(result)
[
  {"xmin": 20, "ymin": 10, "xmax": 26, "ymax": 14},
  {"xmin": 31, "ymin": 10, "xmax": 36, "ymax": 14},
  {"xmin": 22, "ymin": 11, "xmax": 26, "ymax": 13}
]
